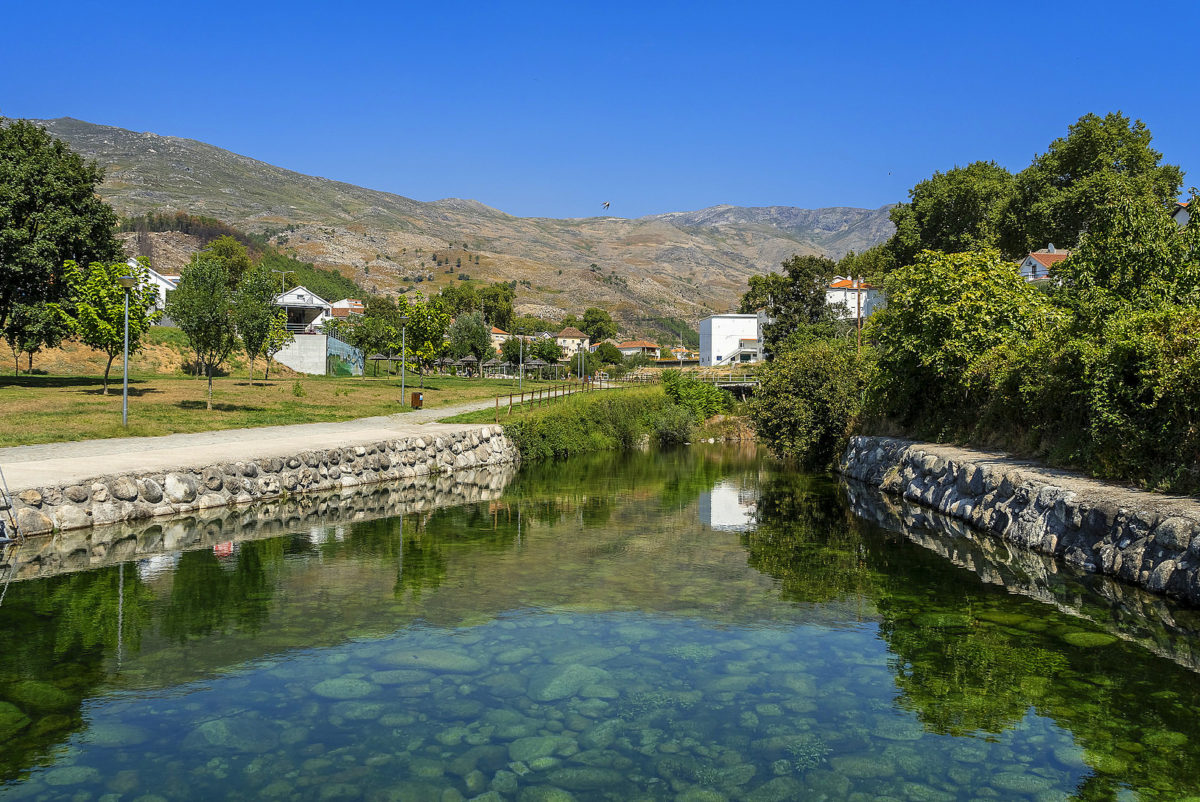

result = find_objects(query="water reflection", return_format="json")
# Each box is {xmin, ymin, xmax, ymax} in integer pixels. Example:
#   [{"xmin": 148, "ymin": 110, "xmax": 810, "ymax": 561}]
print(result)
[{"xmin": 0, "ymin": 446, "xmax": 1197, "ymax": 800}]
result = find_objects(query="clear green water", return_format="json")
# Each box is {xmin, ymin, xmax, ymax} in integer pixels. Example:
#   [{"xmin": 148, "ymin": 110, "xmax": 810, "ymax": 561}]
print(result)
[{"xmin": 2, "ymin": 446, "xmax": 1200, "ymax": 801}]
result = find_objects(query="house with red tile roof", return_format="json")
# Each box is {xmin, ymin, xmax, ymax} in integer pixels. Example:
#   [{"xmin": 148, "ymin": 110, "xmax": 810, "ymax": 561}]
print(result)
[
  {"xmin": 1019, "ymin": 245, "xmax": 1071, "ymax": 281},
  {"xmin": 617, "ymin": 339, "xmax": 660, "ymax": 358},
  {"xmin": 825, "ymin": 276, "xmax": 883, "ymax": 321},
  {"xmin": 555, "ymin": 327, "xmax": 590, "ymax": 357},
  {"xmin": 490, "ymin": 325, "xmax": 509, "ymax": 353},
  {"xmin": 1172, "ymin": 202, "xmax": 1190, "ymax": 228}
]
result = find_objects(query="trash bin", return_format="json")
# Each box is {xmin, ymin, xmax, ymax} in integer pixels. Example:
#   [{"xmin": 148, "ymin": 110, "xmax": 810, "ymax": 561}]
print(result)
[{"xmin": 411, "ymin": 392, "xmax": 423, "ymax": 409}]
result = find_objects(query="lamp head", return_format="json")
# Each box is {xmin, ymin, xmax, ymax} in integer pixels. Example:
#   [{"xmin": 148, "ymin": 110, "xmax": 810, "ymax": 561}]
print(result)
[
  {"xmin": 398, "ymin": 315, "xmax": 409, "ymax": 324},
  {"xmin": 117, "ymin": 275, "xmax": 137, "ymax": 290}
]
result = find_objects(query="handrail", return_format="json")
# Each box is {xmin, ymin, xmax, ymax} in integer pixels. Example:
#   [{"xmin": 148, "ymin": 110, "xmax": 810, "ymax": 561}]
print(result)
[{"xmin": 491, "ymin": 379, "xmax": 603, "ymax": 423}]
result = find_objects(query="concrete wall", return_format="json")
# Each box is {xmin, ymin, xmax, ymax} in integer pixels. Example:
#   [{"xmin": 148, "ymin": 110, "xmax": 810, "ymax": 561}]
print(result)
[
  {"xmin": 699, "ymin": 315, "xmax": 759, "ymax": 366},
  {"xmin": 274, "ymin": 334, "xmax": 331, "ymax": 375},
  {"xmin": 839, "ymin": 435, "xmax": 1200, "ymax": 605}
]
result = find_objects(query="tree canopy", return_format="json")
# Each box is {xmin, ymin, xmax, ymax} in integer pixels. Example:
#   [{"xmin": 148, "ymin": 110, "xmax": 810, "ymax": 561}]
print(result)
[
  {"xmin": 580, "ymin": 307, "xmax": 617, "ymax": 342},
  {"xmin": 167, "ymin": 255, "xmax": 237, "ymax": 410},
  {"xmin": 69, "ymin": 259, "xmax": 161, "ymax": 394},
  {"xmin": 448, "ymin": 311, "xmax": 490, "ymax": 366},
  {"xmin": 0, "ymin": 119, "xmax": 122, "ymax": 330}
]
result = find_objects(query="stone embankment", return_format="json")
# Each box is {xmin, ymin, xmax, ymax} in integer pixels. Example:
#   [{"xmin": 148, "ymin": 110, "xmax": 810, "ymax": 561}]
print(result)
[
  {"xmin": 844, "ymin": 481, "xmax": 1200, "ymax": 673},
  {"xmin": 840, "ymin": 436, "xmax": 1200, "ymax": 605},
  {"xmin": 3, "ymin": 426, "xmax": 516, "ymax": 537},
  {"xmin": 5, "ymin": 463, "xmax": 517, "ymax": 582}
]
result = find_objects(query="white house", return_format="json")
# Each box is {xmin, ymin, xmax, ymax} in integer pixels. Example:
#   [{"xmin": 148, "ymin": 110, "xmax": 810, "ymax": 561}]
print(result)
[
  {"xmin": 1018, "ymin": 245, "xmax": 1071, "ymax": 281},
  {"xmin": 699, "ymin": 314, "xmax": 761, "ymax": 366},
  {"xmin": 1172, "ymin": 202, "xmax": 1190, "ymax": 228},
  {"xmin": 329, "ymin": 298, "xmax": 365, "ymax": 320},
  {"xmin": 617, "ymin": 339, "xmax": 660, "ymax": 358},
  {"xmin": 825, "ymin": 277, "xmax": 883, "ymax": 321},
  {"xmin": 274, "ymin": 286, "xmax": 332, "ymax": 333},
  {"xmin": 126, "ymin": 258, "xmax": 178, "ymax": 322},
  {"xmin": 555, "ymin": 327, "xmax": 590, "ymax": 357}
]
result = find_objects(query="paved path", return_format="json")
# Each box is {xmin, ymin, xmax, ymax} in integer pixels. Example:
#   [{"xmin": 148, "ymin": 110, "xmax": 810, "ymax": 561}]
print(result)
[{"xmin": 0, "ymin": 397, "xmax": 503, "ymax": 492}]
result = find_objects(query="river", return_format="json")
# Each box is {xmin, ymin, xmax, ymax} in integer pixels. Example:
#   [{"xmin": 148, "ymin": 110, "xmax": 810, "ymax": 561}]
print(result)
[{"xmin": 0, "ymin": 445, "xmax": 1198, "ymax": 800}]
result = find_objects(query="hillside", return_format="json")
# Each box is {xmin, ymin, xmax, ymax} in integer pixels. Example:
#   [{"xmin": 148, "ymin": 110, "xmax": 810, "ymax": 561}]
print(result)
[{"xmin": 34, "ymin": 117, "xmax": 894, "ymax": 330}]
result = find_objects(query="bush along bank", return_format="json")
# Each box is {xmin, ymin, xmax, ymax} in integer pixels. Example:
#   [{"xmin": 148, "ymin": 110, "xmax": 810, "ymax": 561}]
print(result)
[{"xmin": 504, "ymin": 377, "xmax": 737, "ymax": 462}]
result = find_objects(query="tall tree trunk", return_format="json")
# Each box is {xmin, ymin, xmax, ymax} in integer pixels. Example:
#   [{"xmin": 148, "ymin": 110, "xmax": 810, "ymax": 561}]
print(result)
[
  {"xmin": 12, "ymin": 351, "xmax": 18, "ymax": 377},
  {"xmin": 207, "ymin": 364, "xmax": 213, "ymax": 411},
  {"xmin": 265, "ymin": 358, "xmax": 271, "ymax": 381},
  {"xmin": 103, "ymin": 354, "xmax": 115, "ymax": 395},
  {"xmin": 27, "ymin": 352, "xmax": 32, "ymax": 374},
  {"xmin": 248, "ymin": 355, "xmax": 254, "ymax": 387}
]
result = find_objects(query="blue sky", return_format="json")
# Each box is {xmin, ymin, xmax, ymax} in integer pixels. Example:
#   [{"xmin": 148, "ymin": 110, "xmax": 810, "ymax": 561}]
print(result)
[{"xmin": 3, "ymin": 0, "xmax": 1196, "ymax": 219}]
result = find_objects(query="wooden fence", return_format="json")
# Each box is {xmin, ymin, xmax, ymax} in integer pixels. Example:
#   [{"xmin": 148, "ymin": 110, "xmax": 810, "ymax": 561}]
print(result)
[{"xmin": 493, "ymin": 380, "xmax": 601, "ymax": 423}]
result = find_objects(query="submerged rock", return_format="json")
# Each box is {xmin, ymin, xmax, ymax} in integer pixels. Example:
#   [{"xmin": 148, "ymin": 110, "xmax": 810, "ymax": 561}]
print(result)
[
  {"xmin": 382, "ymin": 649, "xmax": 484, "ymax": 673},
  {"xmin": 83, "ymin": 721, "xmax": 149, "ymax": 747},
  {"xmin": 183, "ymin": 716, "xmax": 279, "ymax": 752},
  {"xmin": 0, "ymin": 701, "xmax": 31, "ymax": 739},
  {"xmin": 527, "ymin": 664, "xmax": 610, "ymax": 702},
  {"xmin": 312, "ymin": 677, "xmax": 377, "ymax": 700},
  {"xmin": 6, "ymin": 679, "xmax": 74, "ymax": 712}
]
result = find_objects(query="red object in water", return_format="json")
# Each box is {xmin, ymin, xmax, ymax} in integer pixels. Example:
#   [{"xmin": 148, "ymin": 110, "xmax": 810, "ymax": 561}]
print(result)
[{"xmin": 213, "ymin": 542, "xmax": 234, "ymax": 558}]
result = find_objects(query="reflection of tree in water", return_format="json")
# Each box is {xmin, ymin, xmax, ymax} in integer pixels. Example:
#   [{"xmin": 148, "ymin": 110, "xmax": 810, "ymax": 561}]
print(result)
[
  {"xmin": 0, "ymin": 564, "xmax": 153, "ymax": 780},
  {"xmin": 750, "ymin": 475, "xmax": 1200, "ymax": 799},
  {"xmin": 740, "ymin": 472, "xmax": 874, "ymax": 604},
  {"xmin": 161, "ymin": 539, "xmax": 284, "ymax": 642}
]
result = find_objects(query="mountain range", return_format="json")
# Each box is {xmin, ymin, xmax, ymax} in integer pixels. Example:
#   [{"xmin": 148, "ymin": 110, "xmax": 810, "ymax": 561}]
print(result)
[{"xmin": 35, "ymin": 117, "xmax": 895, "ymax": 330}]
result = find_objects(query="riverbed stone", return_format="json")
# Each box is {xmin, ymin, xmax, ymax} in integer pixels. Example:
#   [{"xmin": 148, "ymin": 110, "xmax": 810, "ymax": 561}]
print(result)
[
  {"xmin": 527, "ymin": 664, "xmax": 610, "ymax": 702},
  {"xmin": 312, "ymin": 677, "xmax": 376, "ymax": 699},
  {"xmin": 382, "ymin": 649, "xmax": 484, "ymax": 673},
  {"xmin": 0, "ymin": 702, "xmax": 31, "ymax": 739}
]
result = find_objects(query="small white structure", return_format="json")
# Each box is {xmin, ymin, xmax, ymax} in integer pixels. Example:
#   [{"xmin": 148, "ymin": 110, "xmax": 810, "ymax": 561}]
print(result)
[
  {"xmin": 274, "ymin": 286, "xmax": 332, "ymax": 333},
  {"xmin": 555, "ymin": 327, "xmax": 590, "ymax": 357},
  {"xmin": 1018, "ymin": 245, "xmax": 1071, "ymax": 281},
  {"xmin": 1172, "ymin": 202, "xmax": 1190, "ymax": 228},
  {"xmin": 699, "ymin": 314, "xmax": 761, "ymax": 366},
  {"xmin": 329, "ymin": 298, "xmax": 365, "ymax": 320},
  {"xmin": 126, "ymin": 258, "xmax": 178, "ymax": 322},
  {"xmin": 825, "ymin": 277, "xmax": 883, "ymax": 321}
]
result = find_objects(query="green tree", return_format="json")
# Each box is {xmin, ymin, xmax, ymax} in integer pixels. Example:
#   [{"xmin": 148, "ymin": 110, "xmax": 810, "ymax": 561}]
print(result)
[
  {"xmin": 886, "ymin": 161, "xmax": 1016, "ymax": 266},
  {"xmin": 480, "ymin": 282, "xmax": 515, "ymax": 331},
  {"xmin": 397, "ymin": 292, "xmax": 450, "ymax": 386},
  {"xmin": 231, "ymin": 265, "xmax": 278, "ymax": 384},
  {"xmin": 580, "ymin": 307, "xmax": 617, "ymax": 342},
  {"xmin": 867, "ymin": 249, "xmax": 1055, "ymax": 427},
  {"xmin": 167, "ymin": 255, "xmax": 237, "ymax": 410},
  {"xmin": 748, "ymin": 338, "xmax": 872, "ymax": 469},
  {"xmin": 69, "ymin": 259, "xmax": 161, "ymax": 394},
  {"xmin": 263, "ymin": 311, "xmax": 292, "ymax": 380},
  {"xmin": 3, "ymin": 301, "xmax": 72, "ymax": 375},
  {"xmin": 1053, "ymin": 185, "xmax": 1199, "ymax": 322},
  {"xmin": 448, "ymin": 310, "xmax": 490, "ymax": 370},
  {"xmin": 739, "ymin": 272, "xmax": 790, "ymax": 313},
  {"xmin": 1002, "ymin": 112, "xmax": 1183, "ymax": 255},
  {"xmin": 203, "ymin": 235, "xmax": 254, "ymax": 288},
  {"xmin": 500, "ymin": 335, "xmax": 525, "ymax": 366},
  {"xmin": 0, "ymin": 119, "xmax": 122, "ymax": 330},
  {"xmin": 594, "ymin": 341, "xmax": 624, "ymax": 364},
  {"xmin": 438, "ymin": 283, "xmax": 480, "ymax": 316},
  {"xmin": 760, "ymin": 254, "xmax": 838, "ymax": 354},
  {"xmin": 532, "ymin": 337, "xmax": 562, "ymax": 364},
  {"xmin": 560, "ymin": 313, "xmax": 580, "ymax": 330}
]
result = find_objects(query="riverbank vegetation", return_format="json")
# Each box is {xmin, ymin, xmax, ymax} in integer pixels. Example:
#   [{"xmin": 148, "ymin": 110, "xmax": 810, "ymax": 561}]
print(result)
[
  {"xmin": 748, "ymin": 112, "xmax": 1200, "ymax": 493},
  {"xmin": 448, "ymin": 373, "xmax": 738, "ymax": 461}
]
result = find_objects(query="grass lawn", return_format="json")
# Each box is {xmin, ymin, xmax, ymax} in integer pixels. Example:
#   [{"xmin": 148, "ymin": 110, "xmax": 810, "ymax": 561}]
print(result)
[{"xmin": 0, "ymin": 373, "xmax": 533, "ymax": 447}]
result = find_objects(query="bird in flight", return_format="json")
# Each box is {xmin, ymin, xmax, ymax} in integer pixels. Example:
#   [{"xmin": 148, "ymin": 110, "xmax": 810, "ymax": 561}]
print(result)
[{"xmin": 602, "ymin": 201, "xmax": 610, "ymax": 210}]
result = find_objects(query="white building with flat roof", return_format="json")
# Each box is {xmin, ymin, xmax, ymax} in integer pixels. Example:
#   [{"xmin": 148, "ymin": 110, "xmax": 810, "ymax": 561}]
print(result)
[{"xmin": 699, "ymin": 314, "xmax": 761, "ymax": 366}]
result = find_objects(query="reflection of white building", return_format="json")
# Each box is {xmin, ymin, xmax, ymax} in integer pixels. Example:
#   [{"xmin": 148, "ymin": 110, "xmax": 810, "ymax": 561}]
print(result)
[
  {"xmin": 138, "ymin": 552, "xmax": 181, "ymax": 581},
  {"xmin": 699, "ymin": 480, "xmax": 757, "ymax": 532}
]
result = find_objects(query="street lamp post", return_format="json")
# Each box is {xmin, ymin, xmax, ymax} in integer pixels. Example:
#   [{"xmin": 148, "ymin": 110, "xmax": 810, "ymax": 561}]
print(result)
[
  {"xmin": 271, "ymin": 269, "xmax": 294, "ymax": 295},
  {"xmin": 519, "ymin": 337, "xmax": 524, "ymax": 392},
  {"xmin": 398, "ymin": 315, "xmax": 408, "ymax": 407},
  {"xmin": 117, "ymin": 275, "xmax": 137, "ymax": 427}
]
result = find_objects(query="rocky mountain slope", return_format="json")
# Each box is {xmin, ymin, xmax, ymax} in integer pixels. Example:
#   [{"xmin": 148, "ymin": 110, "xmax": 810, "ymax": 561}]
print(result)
[{"xmin": 35, "ymin": 117, "xmax": 894, "ymax": 327}]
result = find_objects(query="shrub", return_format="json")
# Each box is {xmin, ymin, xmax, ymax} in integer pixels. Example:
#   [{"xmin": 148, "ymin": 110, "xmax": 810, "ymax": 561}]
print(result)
[
  {"xmin": 504, "ymin": 388, "xmax": 670, "ymax": 461},
  {"xmin": 661, "ymin": 370, "xmax": 733, "ymax": 420},
  {"xmin": 748, "ymin": 338, "xmax": 873, "ymax": 470},
  {"xmin": 653, "ymin": 404, "xmax": 696, "ymax": 446}
]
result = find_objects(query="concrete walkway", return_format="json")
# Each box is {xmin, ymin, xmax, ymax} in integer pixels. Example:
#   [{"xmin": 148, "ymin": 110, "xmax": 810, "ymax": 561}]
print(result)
[{"xmin": 0, "ymin": 397, "xmax": 503, "ymax": 492}]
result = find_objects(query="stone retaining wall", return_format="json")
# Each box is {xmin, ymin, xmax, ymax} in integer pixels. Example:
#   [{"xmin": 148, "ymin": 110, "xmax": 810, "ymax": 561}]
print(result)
[
  {"xmin": 1, "ymin": 426, "xmax": 516, "ymax": 537},
  {"xmin": 843, "ymin": 479, "xmax": 1200, "ymax": 673},
  {"xmin": 4, "ymin": 463, "xmax": 517, "ymax": 582},
  {"xmin": 840, "ymin": 435, "xmax": 1200, "ymax": 605}
]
